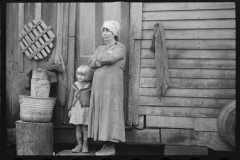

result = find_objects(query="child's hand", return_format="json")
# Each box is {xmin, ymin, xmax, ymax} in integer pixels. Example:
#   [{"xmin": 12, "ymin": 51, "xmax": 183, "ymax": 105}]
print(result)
[{"xmin": 68, "ymin": 110, "xmax": 72, "ymax": 118}]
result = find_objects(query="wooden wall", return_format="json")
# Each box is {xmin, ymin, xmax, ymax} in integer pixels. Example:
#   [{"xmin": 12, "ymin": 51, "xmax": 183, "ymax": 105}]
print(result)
[
  {"xmin": 129, "ymin": 2, "xmax": 235, "ymax": 151},
  {"xmin": 6, "ymin": 2, "xmax": 130, "ymax": 128}
]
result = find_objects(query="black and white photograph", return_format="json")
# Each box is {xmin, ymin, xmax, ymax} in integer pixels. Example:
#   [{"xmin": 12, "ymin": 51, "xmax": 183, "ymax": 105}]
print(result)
[{"xmin": 2, "ymin": 1, "xmax": 236, "ymax": 158}]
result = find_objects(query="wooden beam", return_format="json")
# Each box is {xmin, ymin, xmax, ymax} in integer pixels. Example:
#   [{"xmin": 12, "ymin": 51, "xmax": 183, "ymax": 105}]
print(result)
[
  {"xmin": 18, "ymin": 3, "xmax": 24, "ymax": 72},
  {"xmin": 128, "ymin": 2, "xmax": 142, "ymax": 126}
]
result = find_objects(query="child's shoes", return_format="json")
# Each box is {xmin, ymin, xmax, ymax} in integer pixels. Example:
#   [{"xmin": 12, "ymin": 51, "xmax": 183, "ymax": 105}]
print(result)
[
  {"xmin": 82, "ymin": 141, "xmax": 89, "ymax": 153},
  {"xmin": 71, "ymin": 142, "xmax": 83, "ymax": 153}
]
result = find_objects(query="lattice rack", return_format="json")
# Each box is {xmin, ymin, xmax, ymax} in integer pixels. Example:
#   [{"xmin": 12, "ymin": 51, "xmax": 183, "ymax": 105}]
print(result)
[{"xmin": 18, "ymin": 20, "xmax": 55, "ymax": 60}]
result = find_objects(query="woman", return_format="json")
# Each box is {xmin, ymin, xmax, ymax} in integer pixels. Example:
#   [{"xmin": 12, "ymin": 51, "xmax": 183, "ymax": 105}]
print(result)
[{"xmin": 88, "ymin": 21, "xmax": 126, "ymax": 156}]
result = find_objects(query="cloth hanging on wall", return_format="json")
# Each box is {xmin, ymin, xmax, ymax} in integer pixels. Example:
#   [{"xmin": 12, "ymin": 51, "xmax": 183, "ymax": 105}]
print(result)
[{"xmin": 150, "ymin": 23, "xmax": 179, "ymax": 100}]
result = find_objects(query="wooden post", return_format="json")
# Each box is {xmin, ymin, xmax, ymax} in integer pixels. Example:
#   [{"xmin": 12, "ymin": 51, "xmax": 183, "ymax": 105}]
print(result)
[
  {"xmin": 18, "ymin": 3, "xmax": 24, "ymax": 72},
  {"xmin": 16, "ymin": 120, "xmax": 53, "ymax": 155}
]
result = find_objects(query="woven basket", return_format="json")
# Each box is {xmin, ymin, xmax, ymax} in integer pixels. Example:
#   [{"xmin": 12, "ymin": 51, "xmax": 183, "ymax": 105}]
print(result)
[{"xmin": 19, "ymin": 95, "xmax": 56, "ymax": 123}]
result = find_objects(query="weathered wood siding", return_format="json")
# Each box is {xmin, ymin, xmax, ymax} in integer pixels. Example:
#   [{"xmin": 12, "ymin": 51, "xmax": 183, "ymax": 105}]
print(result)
[
  {"xmin": 134, "ymin": 2, "xmax": 235, "ymax": 150},
  {"xmin": 6, "ymin": 3, "xmax": 130, "ymax": 127}
]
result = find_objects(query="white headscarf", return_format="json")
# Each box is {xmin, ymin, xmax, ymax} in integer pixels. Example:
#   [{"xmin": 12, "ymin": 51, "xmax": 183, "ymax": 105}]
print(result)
[{"xmin": 101, "ymin": 21, "xmax": 120, "ymax": 36}]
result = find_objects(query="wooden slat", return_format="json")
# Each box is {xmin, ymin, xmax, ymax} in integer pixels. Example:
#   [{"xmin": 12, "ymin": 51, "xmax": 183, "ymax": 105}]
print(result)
[
  {"xmin": 143, "ymin": 2, "xmax": 235, "ymax": 11},
  {"xmin": 141, "ymin": 39, "xmax": 236, "ymax": 49},
  {"xmin": 139, "ymin": 106, "xmax": 221, "ymax": 118},
  {"xmin": 139, "ymin": 88, "xmax": 235, "ymax": 99},
  {"xmin": 141, "ymin": 68, "xmax": 236, "ymax": 79},
  {"xmin": 141, "ymin": 49, "xmax": 236, "ymax": 59},
  {"xmin": 18, "ymin": 3, "xmax": 24, "ymax": 72},
  {"xmin": 69, "ymin": 3, "xmax": 76, "ymax": 37},
  {"xmin": 146, "ymin": 116, "xmax": 194, "ymax": 129},
  {"xmin": 62, "ymin": 3, "xmax": 69, "ymax": 125},
  {"xmin": 141, "ymin": 59, "xmax": 235, "ymax": 69},
  {"xmin": 35, "ymin": 3, "xmax": 41, "ymax": 21},
  {"xmin": 142, "ymin": 19, "xmax": 236, "ymax": 30},
  {"xmin": 143, "ymin": 10, "xmax": 235, "ymax": 20},
  {"xmin": 140, "ymin": 96, "xmax": 233, "ymax": 108},
  {"xmin": 193, "ymin": 117, "xmax": 217, "ymax": 131},
  {"xmin": 161, "ymin": 129, "xmax": 233, "ymax": 151},
  {"xmin": 126, "ymin": 129, "xmax": 160, "ymax": 144},
  {"xmin": 142, "ymin": 29, "xmax": 236, "ymax": 40},
  {"xmin": 134, "ymin": 115, "xmax": 144, "ymax": 129},
  {"xmin": 146, "ymin": 116, "xmax": 217, "ymax": 131},
  {"xmin": 140, "ymin": 78, "xmax": 236, "ymax": 89},
  {"xmin": 128, "ymin": 2, "xmax": 142, "ymax": 126}
]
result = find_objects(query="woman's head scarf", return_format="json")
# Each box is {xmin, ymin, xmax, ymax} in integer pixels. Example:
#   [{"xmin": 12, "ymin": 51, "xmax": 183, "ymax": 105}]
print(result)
[{"xmin": 101, "ymin": 21, "xmax": 120, "ymax": 36}]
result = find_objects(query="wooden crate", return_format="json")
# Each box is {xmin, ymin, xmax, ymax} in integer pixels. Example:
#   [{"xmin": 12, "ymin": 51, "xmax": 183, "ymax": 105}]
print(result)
[{"xmin": 18, "ymin": 20, "xmax": 55, "ymax": 60}]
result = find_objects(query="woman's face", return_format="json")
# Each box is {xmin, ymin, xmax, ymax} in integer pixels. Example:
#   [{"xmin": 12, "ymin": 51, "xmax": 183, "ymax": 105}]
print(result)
[{"xmin": 102, "ymin": 28, "xmax": 115, "ymax": 42}]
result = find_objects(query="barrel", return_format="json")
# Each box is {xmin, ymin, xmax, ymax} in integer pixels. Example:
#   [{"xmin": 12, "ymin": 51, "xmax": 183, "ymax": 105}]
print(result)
[
  {"xmin": 31, "ymin": 69, "xmax": 50, "ymax": 98},
  {"xmin": 19, "ymin": 95, "xmax": 56, "ymax": 123},
  {"xmin": 217, "ymin": 100, "xmax": 235, "ymax": 148}
]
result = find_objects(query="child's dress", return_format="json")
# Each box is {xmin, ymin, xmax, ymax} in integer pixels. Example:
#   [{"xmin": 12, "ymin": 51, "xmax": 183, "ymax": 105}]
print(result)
[{"xmin": 69, "ymin": 81, "xmax": 90, "ymax": 125}]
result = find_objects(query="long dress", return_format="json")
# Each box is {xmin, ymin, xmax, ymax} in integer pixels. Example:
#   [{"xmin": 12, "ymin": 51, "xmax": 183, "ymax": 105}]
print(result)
[
  {"xmin": 88, "ymin": 42, "xmax": 126, "ymax": 142},
  {"xmin": 69, "ymin": 81, "xmax": 90, "ymax": 125}
]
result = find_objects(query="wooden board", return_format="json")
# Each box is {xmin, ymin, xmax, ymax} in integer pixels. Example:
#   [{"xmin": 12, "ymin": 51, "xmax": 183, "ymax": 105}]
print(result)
[
  {"xmin": 142, "ymin": 29, "xmax": 236, "ymax": 40},
  {"xmin": 139, "ymin": 88, "xmax": 236, "ymax": 98},
  {"xmin": 140, "ymin": 68, "xmax": 235, "ymax": 79},
  {"xmin": 146, "ymin": 116, "xmax": 217, "ymax": 131},
  {"xmin": 18, "ymin": 3, "xmax": 24, "ymax": 72},
  {"xmin": 143, "ymin": 10, "xmax": 235, "ymax": 20},
  {"xmin": 143, "ymin": 2, "xmax": 235, "ymax": 11},
  {"xmin": 141, "ymin": 49, "xmax": 236, "ymax": 60},
  {"xmin": 146, "ymin": 116, "xmax": 194, "ymax": 129},
  {"xmin": 140, "ymin": 96, "xmax": 233, "ymax": 108},
  {"xmin": 139, "ymin": 106, "xmax": 221, "ymax": 118},
  {"xmin": 141, "ymin": 59, "xmax": 236, "ymax": 69},
  {"xmin": 125, "ymin": 129, "xmax": 160, "ymax": 144},
  {"xmin": 134, "ymin": 115, "xmax": 144, "ymax": 129},
  {"xmin": 141, "ymin": 39, "xmax": 236, "ymax": 49},
  {"xmin": 140, "ymin": 78, "xmax": 236, "ymax": 89},
  {"xmin": 164, "ymin": 145, "xmax": 208, "ymax": 155},
  {"xmin": 161, "ymin": 129, "xmax": 233, "ymax": 151},
  {"xmin": 142, "ymin": 19, "xmax": 236, "ymax": 30},
  {"xmin": 128, "ymin": 3, "xmax": 142, "ymax": 126}
]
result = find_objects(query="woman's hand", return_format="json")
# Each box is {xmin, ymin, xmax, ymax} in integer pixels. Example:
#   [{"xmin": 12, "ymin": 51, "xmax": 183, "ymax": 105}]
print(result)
[{"xmin": 68, "ymin": 110, "xmax": 72, "ymax": 118}]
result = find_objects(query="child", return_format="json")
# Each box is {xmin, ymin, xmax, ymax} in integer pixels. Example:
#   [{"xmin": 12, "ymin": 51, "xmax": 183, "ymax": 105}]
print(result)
[{"xmin": 67, "ymin": 65, "xmax": 94, "ymax": 153}]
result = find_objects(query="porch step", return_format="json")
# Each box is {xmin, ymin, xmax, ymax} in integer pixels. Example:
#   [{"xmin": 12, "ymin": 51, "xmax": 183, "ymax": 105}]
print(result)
[{"xmin": 56, "ymin": 149, "xmax": 98, "ymax": 156}]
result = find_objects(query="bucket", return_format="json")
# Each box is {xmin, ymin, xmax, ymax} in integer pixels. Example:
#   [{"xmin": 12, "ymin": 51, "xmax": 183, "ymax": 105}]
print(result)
[
  {"xmin": 19, "ymin": 95, "xmax": 56, "ymax": 123},
  {"xmin": 31, "ymin": 69, "xmax": 50, "ymax": 98}
]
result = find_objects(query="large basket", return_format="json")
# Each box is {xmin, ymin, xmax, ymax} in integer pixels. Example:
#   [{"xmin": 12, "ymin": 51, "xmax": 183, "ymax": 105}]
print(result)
[{"xmin": 19, "ymin": 95, "xmax": 56, "ymax": 123}]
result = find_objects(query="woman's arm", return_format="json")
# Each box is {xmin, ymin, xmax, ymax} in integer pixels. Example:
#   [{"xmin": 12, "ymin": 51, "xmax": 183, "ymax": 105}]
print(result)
[
  {"xmin": 88, "ymin": 47, "xmax": 102, "ymax": 69},
  {"xmin": 98, "ymin": 44, "xmax": 126, "ymax": 65}
]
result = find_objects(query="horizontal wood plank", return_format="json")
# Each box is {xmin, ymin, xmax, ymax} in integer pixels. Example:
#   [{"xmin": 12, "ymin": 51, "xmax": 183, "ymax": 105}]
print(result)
[
  {"xmin": 143, "ymin": 2, "xmax": 235, "ymax": 11},
  {"xmin": 146, "ymin": 116, "xmax": 217, "ymax": 131},
  {"xmin": 141, "ymin": 59, "xmax": 236, "ymax": 69},
  {"xmin": 142, "ymin": 29, "xmax": 236, "ymax": 40},
  {"xmin": 141, "ymin": 49, "xmax": 236, "ymax": 59},
  {"xmin": 141, "ymin": 68, "xmax": 236, "ymax": 79},
  {"xmin": 161, "ymin": 129, "xmax": 233, "ymax": 151},
  {"xmin": 140, "ymin": 96, "xmax": 233, "ymax": 108},
  {"xmin": 142, "ymin": 19, "xmax": 236, "ymax": 30},
  {"xmin": 140, "ymin": 78, "xmax": 236, "ymax": 89},
  {"xmin": 143, "ymin": 10, "xmax": 235, "ymax": 20},
  {"xmin": 139, "ymin": 88, "xmax": 235, "ymax": 98},
  {"xmin": 139, "ymin": 106, "xmax": 221, "ymax": 118},
  {"xmin": 141, "ymin": 39, "xmax": 236, "ymax": 49},
  {"xmin": 146, "ymin": 116, "xmax": 194, "ymax": 129},
  {"xmin": 126, "ymin": 129, "xmax": 160, "ymax": 144}
]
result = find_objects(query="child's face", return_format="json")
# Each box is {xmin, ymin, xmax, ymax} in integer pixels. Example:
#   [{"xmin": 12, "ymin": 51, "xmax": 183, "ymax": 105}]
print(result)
[{"xmin": 76, "ymin": 71, "xmax": 86, "ymax": 82}]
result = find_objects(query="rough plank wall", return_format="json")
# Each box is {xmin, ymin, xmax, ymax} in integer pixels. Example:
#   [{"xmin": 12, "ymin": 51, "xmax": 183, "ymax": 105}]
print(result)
[{"xmin": 140, "ymin": 2, "xmax": 236, "ymax": 131}]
